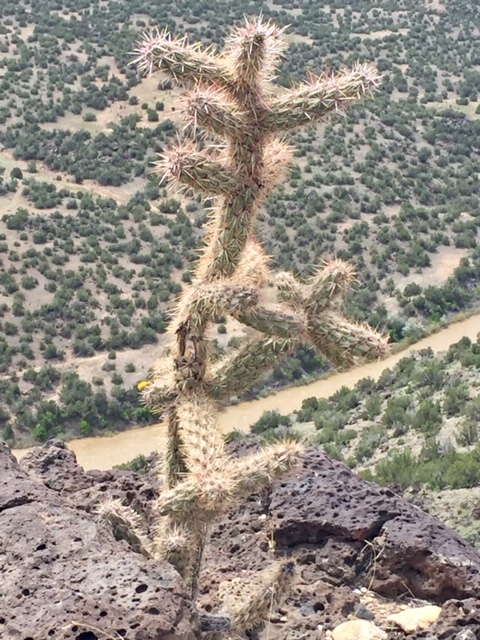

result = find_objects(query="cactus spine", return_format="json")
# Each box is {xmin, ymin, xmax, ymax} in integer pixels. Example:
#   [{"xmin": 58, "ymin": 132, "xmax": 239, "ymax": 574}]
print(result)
[{"xmin": 132, "ymin": 17, "xmax": 388, "ymax": 622}]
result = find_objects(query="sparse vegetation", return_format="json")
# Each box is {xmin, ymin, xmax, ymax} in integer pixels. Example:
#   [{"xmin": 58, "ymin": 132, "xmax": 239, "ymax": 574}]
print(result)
[
  {"xmin": 249, "ymin": 335, "xmax": 480, "ymax": 498},
  {"xmin": 0, "ymin": 0, "xmax": 480, "ymax": 452}
]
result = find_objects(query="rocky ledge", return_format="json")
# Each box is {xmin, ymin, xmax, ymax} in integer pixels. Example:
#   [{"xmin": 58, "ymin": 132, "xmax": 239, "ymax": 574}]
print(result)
[{"xmin": 1, "ymin": 439, "xmax": 480, "ymax": 639}]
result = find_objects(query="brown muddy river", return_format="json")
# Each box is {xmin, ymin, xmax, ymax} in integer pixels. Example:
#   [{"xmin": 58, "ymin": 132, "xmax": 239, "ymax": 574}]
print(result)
[{"xmin": 13, "ymin": 313, "xmax": 480, "ymax": 470}]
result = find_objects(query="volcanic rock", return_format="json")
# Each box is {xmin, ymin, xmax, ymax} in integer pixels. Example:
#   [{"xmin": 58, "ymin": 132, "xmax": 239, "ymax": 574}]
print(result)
[
  {"xmin": 0, "ymin": 443, "xmax": 198, "ymax": 640},
  {"xmin": 9, "ymin": 440, "xmax": 480, "ymax": 640}
]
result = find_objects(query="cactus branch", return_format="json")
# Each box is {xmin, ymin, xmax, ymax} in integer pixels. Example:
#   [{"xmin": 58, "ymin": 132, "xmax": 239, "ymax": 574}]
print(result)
[
  {"xmin": 219, "ymin": 560, "xmax": 296, "ymax": 633},
  {"xmin": 210, "ymin": 336, "xmax": 296, "ymax": 399},
  {"xmin": 235, "ymin": 305, "xmax": 306, "ymax": 338},
  {"xmin": 223, "ymin": 17, "xmax": 287, "ymax": 86},
  {"xmin": 176, "ymin": 393, "xmax": 225, "ymax": 473},
  {"xmin": 305, "ymin": 259, "xmax": 357, "ymax": 314},
  {"xmin": 96, "ymin": 499, "xmax": 150, "ymax": 557},
  {"xmin": 185, "ymin": 86, "xmax": 251, "ymax": 139},
  {"xmin": 132, "ymin": 29, "xmax": 226, "ymax": 87},
  {"xmin": 308, "ymin": 312, "xmax": 389, "ymax": 367},
  {"xmin": 156, "ymin": 142, "xmax": 241, "ymax": 195},
  {"xmin": 172, "ymin": 282, "xmax": 260, "ymax": 331},
  {"xmin": 266, "ymin": 63, "xmax": 382, "ymax": 131}
]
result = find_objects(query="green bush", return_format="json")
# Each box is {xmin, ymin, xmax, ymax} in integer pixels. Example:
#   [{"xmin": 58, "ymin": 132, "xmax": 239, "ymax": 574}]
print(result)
[
  {"xmin": 355, "ymin": 425, "xmax": 387, "ymax": 462},
  {"xmin": 412, "ymin": 399, "xmax": 442, "ymax": 435},
  {"xmin": 361, "ymin": 393, "xmax": 382, "ymax": 420},
  {"xmin": 382, "ymin": 395, "xmax": 412, "ymax": 429},
  {"xmin": 456, "ymin": 420, "xmax": 479, "ymax": 447},
  {"xmin": 115, "ymin": 454, "xmax": 149, "ymax": 473},
  {"xmin": 250, "ymin": 410, "xmax": 292, "ymax": 434},
  {"xmin": 443, "ymin": 383, "xmax": 470, "ymax": 417}
]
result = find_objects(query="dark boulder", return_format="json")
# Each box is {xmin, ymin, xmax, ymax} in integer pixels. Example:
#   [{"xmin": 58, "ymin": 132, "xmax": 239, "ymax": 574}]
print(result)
[{"xmin": 0, "ymin": 443, "xmax": 198, "ymax": 640}]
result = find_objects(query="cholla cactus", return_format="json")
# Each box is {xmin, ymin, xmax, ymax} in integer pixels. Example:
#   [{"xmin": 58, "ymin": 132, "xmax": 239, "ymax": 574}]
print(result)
[{"xmin": 128, "ymin": 16, "xmax": 387, "ymax": 633}]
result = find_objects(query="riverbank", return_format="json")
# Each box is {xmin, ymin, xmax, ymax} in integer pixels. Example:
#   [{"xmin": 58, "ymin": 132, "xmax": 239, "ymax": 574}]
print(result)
[{"xmin": 13, "ymin": 310, "xmax": 480, "ymax": 470}]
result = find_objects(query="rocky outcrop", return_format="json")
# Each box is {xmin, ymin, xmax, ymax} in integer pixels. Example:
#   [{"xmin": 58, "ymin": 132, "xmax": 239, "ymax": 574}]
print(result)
[
  {"xmin": 4, "ymin": 440, "xmax": 480, "ymax": 639},
  {"xmin": 201, "ymin": 446, "xmax": 480, "ymax": 638},
  {"xmin": 0, "ymin": 443, "xmax": 198, "ymax": 640},
  {"xmin": 269, "ymin": 449, "xmax": 480, "ymax": 600}
]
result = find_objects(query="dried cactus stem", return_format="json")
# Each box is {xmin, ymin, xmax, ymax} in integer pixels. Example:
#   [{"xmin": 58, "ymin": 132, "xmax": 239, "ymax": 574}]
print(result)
[
  {"xmin": 96, "ymin": 499, "xmax": 150, "ymax": 557},
  {"xmin": 154, "ymin": 518, "xmax": 209, "ymax": 599}
]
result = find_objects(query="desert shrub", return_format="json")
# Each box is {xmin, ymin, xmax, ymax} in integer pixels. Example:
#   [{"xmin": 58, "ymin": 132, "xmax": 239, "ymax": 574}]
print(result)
[
  {"xmin": 456, "ymin": 420, "xmax": 480, "ymax": 447},
  {"xmin": 361, "ymin": 393, "xmax": 382, "ymax": 420},
  {"xmin": 412, "ymin": 399, "xmax": 442, "ymax": 435},
  {"xmin": 443, "ymin": 383, "xmax": 470, "ymax": 417},
  {"xmin": 115, "ymin": 454, "xmax": 149, "ymax": 473},
  {"xmin": 355, "ymin": 424, "xmax": 387, "ymax": 462},
  {"xmin": 382, "ymin": 395, "xmax": 412, "ymax": 429},
  {"xmin": 250, "ymin": 410, "xmax": 292, "ymax": 434}
]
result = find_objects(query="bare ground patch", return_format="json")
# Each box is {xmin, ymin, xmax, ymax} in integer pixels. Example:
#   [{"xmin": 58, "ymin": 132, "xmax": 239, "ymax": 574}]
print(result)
[
  {"xmin": 0, "ymin": 149, "xmax": 145, "ymax": 205},
  {"xmin": 425, "ymin": 0, "xmax": 446, "ymax": 12},
  {"xmin": 397, "ymin": 246, "xmax": 470, "ymax": 290}
]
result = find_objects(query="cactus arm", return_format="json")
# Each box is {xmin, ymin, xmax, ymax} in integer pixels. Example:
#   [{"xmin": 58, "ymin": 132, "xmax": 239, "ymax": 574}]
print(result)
[
  {"xmin": 219, "ymin": 560, "xmax": 296, "ymax": 633},
  {"xmin": 173, "ymin": 283, "xmax": 260, "ymax": 331},
  {"xmin": 210, "ymin": 336, "xmax": 296, "ymax": 399},
  {"xmin": 157, "ymin": 143, "xmax": 242, "ymax": 196},
  {"xmin": 164, "ymin": 407, "xmax": 189, "ymax": 487},
  {"xmin": 132, "ymin": 30, "xmax": 227, "ymax": 87},
  {"xmin": 176, "ymin": 394, "xmax": 226, "ymax": 473},
  {"xmin": 185, "ymin": 86, "xmax": 251, "ymax": 139},
  {"xmin": 96, "ymin": 499, "xmax": 150, "ymax": 557},
  {"xmin": 304, "ymin": 259, "xmax": 357, "ymax": 314},
  {"xmin": 266, "ymin": 63, "xmax": 381, "ymax": 131},
  {"xmin": 156, "ymin": 440, "xmax": 304, "ymax": 517},
  {"xmin": 275, "ymin": 271, "xmax": 306, "ymax": 310},
  {"xmin": 223, "ymin": 19, "xmax": 287, "ymax": 86},
  {"xmin": 198, "ymin": 193, "xmax": 258, "ymax": 280},
  {"xmin": 228, "ymin": 441, "xmax": 304, "ymax": 497},
  {"xmin": 308, "ymin": 312, "xmax": 389, "ymax": 367},
  {"xmin": 234, "ymin": 306, "xmax": 306, "ymax": 338}
]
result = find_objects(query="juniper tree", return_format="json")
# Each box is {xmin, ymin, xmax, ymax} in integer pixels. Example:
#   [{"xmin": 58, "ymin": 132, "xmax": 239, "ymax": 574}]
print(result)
[{"xmin": 102, "ymin": 17, "xmax": 388, "ymax": 637}]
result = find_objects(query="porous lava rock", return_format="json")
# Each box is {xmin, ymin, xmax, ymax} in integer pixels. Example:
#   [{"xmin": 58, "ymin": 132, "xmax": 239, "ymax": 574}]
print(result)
[
  {"xmin": 200, "ymin": 446, "xmax": 480, "ymax": 638},
  {"xmin": 269, "ymin": 449, "xmax": 480, "ymax": 601},
  {"xmin": 0, "ymin": 443, "xmax": 199, "ymax": 640},
  {"xmin": 9, "ymin": 440, "xmax": 480, "ymax": 640}
]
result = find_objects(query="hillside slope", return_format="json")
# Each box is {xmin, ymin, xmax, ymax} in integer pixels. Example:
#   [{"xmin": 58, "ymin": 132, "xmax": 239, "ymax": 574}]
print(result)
[{"xmin": 0, "ymin": 0, "xmax": 480, "ymax": 445}]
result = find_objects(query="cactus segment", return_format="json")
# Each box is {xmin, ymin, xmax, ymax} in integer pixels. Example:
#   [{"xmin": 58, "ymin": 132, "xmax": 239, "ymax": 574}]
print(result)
[{"xmin": 266, "ymin": 63, "xmax": 382, "ymax": 131}]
